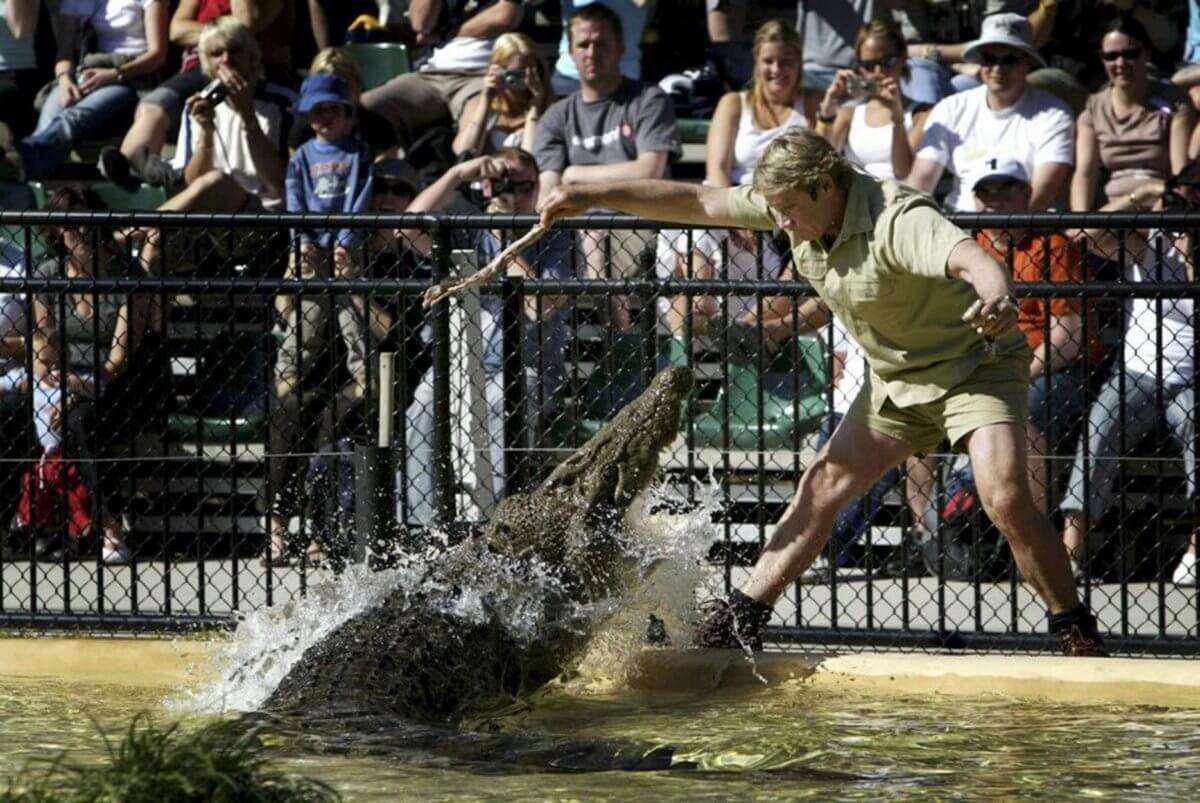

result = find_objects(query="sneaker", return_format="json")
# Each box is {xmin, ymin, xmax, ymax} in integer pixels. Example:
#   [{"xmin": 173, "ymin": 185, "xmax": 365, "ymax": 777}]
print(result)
[
  {"xmin": 692, "ymin": 589, "xmax": 773, "ymax": 650},
  {"xmin": 130, "ymin": 145, "xmax": 177, "ymax": 189},
  {"xmin": 799, "ymin": 556, "xmax": 831, "ymax": 584},
  {"xmin": 97, "ymin": 146, "xmax": 135, "ymax": 187},
  {"xmin": 1173, "ymin": 550, "xmax": 1197, "ymax": 586}
]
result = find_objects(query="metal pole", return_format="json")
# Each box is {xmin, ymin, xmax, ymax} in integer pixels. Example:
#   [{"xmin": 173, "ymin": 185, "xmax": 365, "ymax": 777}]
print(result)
[{"xmin": 355, "ymin": 352, "xmax": 399, "ymax": 563}]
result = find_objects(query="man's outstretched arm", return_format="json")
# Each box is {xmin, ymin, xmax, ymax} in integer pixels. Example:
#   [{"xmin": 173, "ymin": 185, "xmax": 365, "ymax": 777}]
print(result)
[{"xmin": 538, "ymin": 180, "xmax": 746, "ymax": 229}]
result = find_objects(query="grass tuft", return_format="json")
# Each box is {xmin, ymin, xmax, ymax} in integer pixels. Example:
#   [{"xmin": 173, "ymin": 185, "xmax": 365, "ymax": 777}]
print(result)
[{"xmin": 1, "ymin": 713, "xmax": 340, "ymax": 803}]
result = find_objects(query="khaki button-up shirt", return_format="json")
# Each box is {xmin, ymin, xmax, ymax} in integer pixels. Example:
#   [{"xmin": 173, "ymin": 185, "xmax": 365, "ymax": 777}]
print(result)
[{"xmin": 728, "ymin": 172, "xmax": 1028, "ymax": 408}]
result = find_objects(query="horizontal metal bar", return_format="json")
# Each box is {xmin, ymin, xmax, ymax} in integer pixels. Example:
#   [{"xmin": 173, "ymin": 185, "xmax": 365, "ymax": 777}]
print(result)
[{"xmin": 0, "ymin": 612, "xmax": 235, "ymax": 632}]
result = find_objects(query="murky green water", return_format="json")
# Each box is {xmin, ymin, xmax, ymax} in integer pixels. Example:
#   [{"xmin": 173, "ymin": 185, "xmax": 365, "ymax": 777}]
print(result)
[{"xmin": 3, "ymin": 675, "xmax": 1198, "ymax": 801}]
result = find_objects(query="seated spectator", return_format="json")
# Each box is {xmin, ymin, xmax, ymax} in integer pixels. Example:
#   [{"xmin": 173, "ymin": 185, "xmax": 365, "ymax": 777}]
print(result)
[
  {"xmin": 361, "ymin": 0, "xmax": 524, "ymax": 152},
  {"xmin": 534, "ymin": 1, "xmax": 679, "ymax": 333},
  {"xmin": 30, "ymin": 186, "xmax": 171, "ymax": 564},
  {"xmin": 452, "ymin": 32, "xmax": 549, "ymax": 158},
  {"xmin": 0, "ymin": 237, "xmax": 33, "ymax": 557},
  {"xmin": 816, "ymin": 18, "xmax": 930, "ymax": 180},
  {"xmin": 0, "ymin": 0, "xmax": 42, "ymax": 140},
  {"xmin": 362, "ymin": 158, "xmax": 430, "ymax": 395},
  {"xmin": 1072, "ymin": 14, "xmax": 1193, "ymax": 215},
  {"xmin": 907, "ymin": 13, "xmax": 1074, "ymax": 212},
  {"xmin": 1060, "ymin": 177, "xmax": 1197, "ymax": 583},
  {"xmin": 796, "ymin": 0, "xmax": 888, "ymax": 123},
  {"xmin": 19, "ymin": 0, "xmax": 169, "ymax": 180},
  {"xmin": 550, "ymin": 0, "xmax": 656, "ymax": 97},
  {"xmin": 278, "ymin": 73, "xmax": 373, "ymax": 396},
  {"xmin": 399, "ymin": 148, "xmax": 573, "ymax": 525},
  {"xmin": 287, "ymin": 47, "xmax": 395, "ymax": 156},
  {"xmin": 657, "ymin": 19, "xmax": 801, "ymax": 342},
  {"xmin": 98, "ymin": 0, "xmax": 292, "ymax": 187},
  {"xmin": 148, "ymin": 19, "xmax": 292, "ymax": 207}
]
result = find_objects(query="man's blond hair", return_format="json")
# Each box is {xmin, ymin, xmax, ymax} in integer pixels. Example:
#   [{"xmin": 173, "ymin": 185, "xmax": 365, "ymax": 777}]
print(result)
[{"xmin": 753, "ymin": 127, "xmax": 856, "ymax": 197}]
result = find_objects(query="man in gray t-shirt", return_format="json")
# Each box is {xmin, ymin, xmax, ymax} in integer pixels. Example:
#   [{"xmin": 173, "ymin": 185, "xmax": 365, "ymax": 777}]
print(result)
[{"xmin": 533, "ymin": 1, "xmax": 679, "ymax": 331}]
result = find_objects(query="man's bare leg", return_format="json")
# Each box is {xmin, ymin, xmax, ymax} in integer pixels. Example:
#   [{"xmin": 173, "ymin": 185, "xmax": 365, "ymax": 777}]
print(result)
[
  {"xmin": 964, "ymin": 422, "xmax": 1078, "ymax": 613},
  {"xmin": 741, "ymin": 416, "xmax": 915, "ymax": 604}
]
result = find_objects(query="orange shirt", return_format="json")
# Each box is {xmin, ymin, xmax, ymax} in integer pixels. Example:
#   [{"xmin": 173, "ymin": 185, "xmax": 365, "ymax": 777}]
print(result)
[{"xmin": 976, "ymin": 231, "xmax": 1106, "ymax": 364}]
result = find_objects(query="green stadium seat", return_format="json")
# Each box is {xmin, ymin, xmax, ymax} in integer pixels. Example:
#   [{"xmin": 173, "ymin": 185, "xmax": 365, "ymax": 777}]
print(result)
[
  {"xmin": 345, "ymin": 43, "xmax": 411, "ymax": 91},
  {"xmin": 676, "ymin": 119, "xmax": 711, "ymax": 144},
  {"xmin": 692, "ymin": 335, "xmax": 828, "ymax": 451},
  {"xmin": 166, "ymin": 331, "xmax": 273, "ymax": 444}
]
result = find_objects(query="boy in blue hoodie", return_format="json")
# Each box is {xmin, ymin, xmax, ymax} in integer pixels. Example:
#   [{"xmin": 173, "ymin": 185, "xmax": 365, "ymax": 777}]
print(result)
[{"xmin": 279, "ymin": 73, "xmax": 375, "ymax": 398}]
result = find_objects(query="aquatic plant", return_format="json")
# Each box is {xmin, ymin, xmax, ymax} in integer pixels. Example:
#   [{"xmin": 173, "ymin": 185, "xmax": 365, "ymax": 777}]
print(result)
[{"xmin": 0, "ymin": 713, "xmax": 339, "ymax": 803}]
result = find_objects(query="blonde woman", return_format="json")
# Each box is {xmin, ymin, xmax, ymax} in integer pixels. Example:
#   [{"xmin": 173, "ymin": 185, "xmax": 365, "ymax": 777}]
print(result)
[
  {"xmin": 658, "ymin": 19, "xmax": 804, "ymax": 339},
  {"xmin": 453, "ymin": 32, "xmax": 550, "ymax": 158},
  {"xmin": 816, "ymin": 20, "xmax": 929, "ymax": 181}
]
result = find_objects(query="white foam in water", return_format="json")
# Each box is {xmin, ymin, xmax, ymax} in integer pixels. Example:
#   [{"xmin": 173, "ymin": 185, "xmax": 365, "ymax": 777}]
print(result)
[{"xmin": 173, "ymin": 476, "xmax": 721, "ymax": 715}]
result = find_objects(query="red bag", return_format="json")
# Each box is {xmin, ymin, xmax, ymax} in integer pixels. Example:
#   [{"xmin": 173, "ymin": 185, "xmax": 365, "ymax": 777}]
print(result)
[{"xmin": 17, "ymin": 450, "xmax": 93, "ymax": 538}]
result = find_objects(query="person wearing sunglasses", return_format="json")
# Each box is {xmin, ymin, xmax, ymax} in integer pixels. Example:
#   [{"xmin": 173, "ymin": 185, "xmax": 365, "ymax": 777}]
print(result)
[
  {"xmin": 1072, "ymin": 14, "xmax": 1193, "ymax": 220},
  {"xmin": 908, "ymin": 13, "xmax": 1073, "ymax": 213},
  {"xmin": 398, "ymin": 148, "xmax": 575, "ymax": 527},
  {"xmin": 816, "ymin": 19, "xmax": 930, "ymax": 182}
]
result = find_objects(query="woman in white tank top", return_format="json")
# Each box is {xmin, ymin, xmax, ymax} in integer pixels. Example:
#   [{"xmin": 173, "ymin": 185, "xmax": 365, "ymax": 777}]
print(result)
[
  {"xmin": 814, "ymin": 20, "xmax": 930, "ymax": 181},
  {"xmin": 658, "ymin": 20, "xmax": 804, "ymax": 339}
]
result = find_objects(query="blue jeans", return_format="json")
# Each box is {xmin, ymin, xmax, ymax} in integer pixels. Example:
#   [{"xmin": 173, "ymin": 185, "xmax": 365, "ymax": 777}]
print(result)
[
  {"xmin": 816, "ymin": 413, "xmax": 903, "ymax": 566},
  {"xmin": 20, "ymin": 83, "xmax": 138, "ymax": 179},
  {"xmin": 1060, "ymin": 368, "xmax": 1196, "ymax": 517}
]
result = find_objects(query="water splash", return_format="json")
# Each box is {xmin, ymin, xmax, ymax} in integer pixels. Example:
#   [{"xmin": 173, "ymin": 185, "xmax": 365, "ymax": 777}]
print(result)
[{"xmin": 173, "ymin": 477, "xmax": 721, "ymax": 716}]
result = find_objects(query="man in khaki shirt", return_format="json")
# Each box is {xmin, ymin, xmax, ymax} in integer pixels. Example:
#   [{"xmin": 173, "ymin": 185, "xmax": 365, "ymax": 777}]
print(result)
[{"xmin": 538, "ymin": 128, "xmax": 1106, "ymax": 657}]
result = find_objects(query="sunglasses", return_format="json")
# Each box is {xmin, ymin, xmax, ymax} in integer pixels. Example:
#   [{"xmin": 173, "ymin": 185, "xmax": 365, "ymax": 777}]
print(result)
[
  {"xmin": 858, "ymin": 54, "xmax": 900, "ymax": 72},
  {"xmin": 980, "ymin": 52, "xmax": 1024, "ymax": 67},
  {"xmin": 374, "ymin": 180, "xmax": 413, "ymax": 196},
  {"xmin": 1101, "ymin": 47, "xmax": 1142, "ymax": 62}
]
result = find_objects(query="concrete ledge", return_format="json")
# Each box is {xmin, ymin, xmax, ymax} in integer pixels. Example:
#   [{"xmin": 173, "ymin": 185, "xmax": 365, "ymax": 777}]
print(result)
[
  {"xmin": 3, "ymin": 638, "xmax": 1197, "ymax": 708},
  {"xmin": 0, "ymin": 637, "xmax": 222, "ymax": 688},
  {"xmin": 630, "ymin": 650, "xmax": 1200, "ymax": 708}
]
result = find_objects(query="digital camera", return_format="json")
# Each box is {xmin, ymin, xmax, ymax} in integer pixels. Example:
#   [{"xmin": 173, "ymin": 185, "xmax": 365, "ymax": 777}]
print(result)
[
  {"xmin": 501, "ymin": 70, "xmax": 526, "ymax": 90},
  {"xmin": 844, "ymin": 75, "xmax": 876, "ymax": 104},
  {"xmin": 198, "ymin": 78, "xmax": 229, "ymax": 106}
]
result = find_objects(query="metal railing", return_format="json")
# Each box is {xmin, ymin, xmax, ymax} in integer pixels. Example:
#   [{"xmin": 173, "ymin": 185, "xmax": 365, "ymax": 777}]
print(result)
[{"xmin": 0, "ymin": 209, "xmax": 1194, "ymax": 655}]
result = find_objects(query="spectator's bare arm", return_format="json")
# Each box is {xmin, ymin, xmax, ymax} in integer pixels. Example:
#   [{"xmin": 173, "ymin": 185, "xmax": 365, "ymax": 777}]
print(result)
[
  {"xmin": 457, "ymin": 0, "xmax": 521, "ymax": 39},
  {"xmin": 7, "ymin": 0, "xmax": 38, "ymax": 40},
  {"xmin": 1171, "ymin": 103, "xmax": 1195, "ymax": 176},
  {"xmin": 1029, "ymin": 161, "xmax": 1071, "ymax": 211},
  {"xmin": 182, "ymin": 94, "xmax": 218, "ymax": 185},
  {"xmin": 906, "ymin": 157, "xmax": 944, "ymax": 195},
  {"xmin": 170, "ymin": 0, "xmax": 204, "ymax": 47},
  {"xmin": 1070, "ymin": 121, "xmax": 1099, "ymax": 211},
  {"xmin": 307, "ymin": 0, "xmax": 331, "ymax": 50},
  {"xmin": 222, "ymin": 64, "xmax": 286, "ymax": 196},
  {"xmin": 1031, "ymin": 310, "xmax": 1083, "ymax": 378},
  {"xmin": 400, "ymin": 156, "xmax": 508, "ymax": 252},
  {"xmin": 561, "ymin": 151, "xmax": 669, "ymax": 185},
  {"xmin": 705, "ymin": 92, "xmax": 741, "ymax": 188},
  {"xmin": 409, "ymin": 0, "xmax": 444, "ymax": 44},
  {"xmin": 231, "ymin": 0, "xmax": 285, "ymax": 34}
]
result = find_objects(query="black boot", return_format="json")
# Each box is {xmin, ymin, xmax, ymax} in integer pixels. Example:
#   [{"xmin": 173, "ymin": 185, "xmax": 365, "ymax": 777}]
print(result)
[
  {"xmin": 693, "ymin": 589, "xmax": 774, "ymax": 650},
  {"xmin": 1050, "ymin": 605, "xmax": 1109, "ymax": 657}
]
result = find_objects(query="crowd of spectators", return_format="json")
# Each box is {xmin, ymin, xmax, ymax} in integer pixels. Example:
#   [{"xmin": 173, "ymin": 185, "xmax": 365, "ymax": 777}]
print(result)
[{"xmin": 0, "ymin": 0, "xmax": 1195, "ymax": 586}]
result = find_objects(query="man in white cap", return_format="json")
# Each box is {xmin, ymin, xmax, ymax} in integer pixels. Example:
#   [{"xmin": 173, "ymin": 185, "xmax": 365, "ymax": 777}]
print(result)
[{"xmin": 907, "ymin": 13, "xmax": 1074, "ymax": 212}]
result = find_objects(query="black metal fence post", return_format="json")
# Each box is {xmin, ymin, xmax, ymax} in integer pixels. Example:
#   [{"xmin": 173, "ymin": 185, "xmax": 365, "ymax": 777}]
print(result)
[
  {"xmin": 429, "ymin": 220, "xmax": 455, "ymax": 526},
  {"xmin": 501, "ymin": 273, "xmax": 527, "ymax": 495}
]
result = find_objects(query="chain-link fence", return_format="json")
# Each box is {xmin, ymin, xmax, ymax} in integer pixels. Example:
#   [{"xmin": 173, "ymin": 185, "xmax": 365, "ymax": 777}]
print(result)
[{"xmin": 0, "ymin": 206, "xmax": 1195, "ymax": 654}]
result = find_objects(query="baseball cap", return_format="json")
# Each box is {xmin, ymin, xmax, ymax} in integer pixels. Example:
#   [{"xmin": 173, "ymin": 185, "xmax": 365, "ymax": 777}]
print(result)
[
  {"xmin": 297, "ymin": 73, "xmax": 355, "ymax": 113},
  {"xmin": 972, "ymin": 156, "xmax": 1030, "ymax": 192}
]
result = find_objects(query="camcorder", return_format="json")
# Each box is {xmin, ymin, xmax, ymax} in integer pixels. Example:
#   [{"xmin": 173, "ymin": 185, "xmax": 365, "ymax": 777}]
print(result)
[{"xmin": 197, "ymin": 78, "xmax": 228, "ymax": 106}]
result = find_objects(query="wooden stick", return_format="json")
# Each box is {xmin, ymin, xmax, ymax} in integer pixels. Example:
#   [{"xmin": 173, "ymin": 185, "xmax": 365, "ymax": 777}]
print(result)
[{"xmin": 422, "ymin": 223, "xmax": 549, "ymax": 308}]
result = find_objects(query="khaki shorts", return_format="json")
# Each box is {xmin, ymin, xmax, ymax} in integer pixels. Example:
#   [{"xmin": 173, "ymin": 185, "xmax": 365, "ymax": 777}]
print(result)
[{"xmin": 846, "ymin": 355, "xmax": 1030, "ymax": 455}]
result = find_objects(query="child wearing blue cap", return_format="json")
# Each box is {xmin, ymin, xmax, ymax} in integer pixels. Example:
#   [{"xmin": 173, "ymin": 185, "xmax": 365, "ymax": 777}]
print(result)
[{"xmin": 280, "ymin": 72, "xmax": 375, "ymax": 397}]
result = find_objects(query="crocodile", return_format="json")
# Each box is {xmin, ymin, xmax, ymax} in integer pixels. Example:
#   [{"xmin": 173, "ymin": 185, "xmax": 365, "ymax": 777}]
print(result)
[{"xmin": 263, "ymin": 365, "xmax": 694, "ymax": 726}]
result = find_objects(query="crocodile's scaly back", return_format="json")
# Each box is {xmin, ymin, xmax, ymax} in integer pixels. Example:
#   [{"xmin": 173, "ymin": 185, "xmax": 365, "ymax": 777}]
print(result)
[{"xmin": 264, "ymin": 367, "xmax": 694, "ymax": 726}]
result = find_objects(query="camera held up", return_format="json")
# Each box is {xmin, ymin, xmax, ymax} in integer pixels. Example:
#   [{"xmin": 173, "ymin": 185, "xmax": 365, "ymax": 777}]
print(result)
[{"xmin": 198, "ymin": 78, "xmax": 229, "ymax": 107}]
